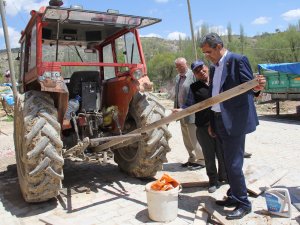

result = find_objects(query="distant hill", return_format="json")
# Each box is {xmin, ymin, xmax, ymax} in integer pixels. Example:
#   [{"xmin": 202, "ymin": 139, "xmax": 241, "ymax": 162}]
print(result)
[{"xmin": 0, "ymin": 48, "xmax": 19, "ymax": 75}]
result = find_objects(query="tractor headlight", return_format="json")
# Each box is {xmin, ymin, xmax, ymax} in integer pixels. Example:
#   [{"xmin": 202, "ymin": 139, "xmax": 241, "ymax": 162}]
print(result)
[
  {"xmin": 39, "ymin": 71, "xmax": 61, "ymax": 81},
  {"xmin": 132, "ymin": 69, "xmax": 143, "ymax": 80}
]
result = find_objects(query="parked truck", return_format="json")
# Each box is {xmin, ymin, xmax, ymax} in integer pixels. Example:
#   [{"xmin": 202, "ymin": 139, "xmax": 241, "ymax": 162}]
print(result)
[
  {"xmin": 258, "ymin": 62, "xmax": 300, "ymax": 115},
  {"xmin": 13, "ymin": 2, "xmax": 171, "ymax": 202}
]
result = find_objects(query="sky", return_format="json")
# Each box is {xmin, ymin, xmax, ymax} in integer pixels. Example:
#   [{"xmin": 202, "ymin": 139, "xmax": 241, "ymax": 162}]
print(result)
[{"xmin": 1, "ymin": 0, "xmax": 300, "ymax": 49}]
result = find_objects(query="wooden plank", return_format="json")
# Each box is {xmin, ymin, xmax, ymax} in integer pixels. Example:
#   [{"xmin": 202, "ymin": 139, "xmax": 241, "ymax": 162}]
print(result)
[
  {"xmin": 181, "ymin": 181, "xmax": 209, "ymax": 188},
  {"xmin": 94, "ymin": 79, "xmax": 259, "ymax": 152},
  {"xmin": 199, "ymin": 201, "xmax": 233, "ymax": 225},
  {"xmin": 193, "ymin": 205, "xmax": 209, "ymax": 225},
  {"xmin": 247, "ymin": 169, "xmax": 288, "ymax": 196},
  {"xmin": 244, "ymin": 164, "xmax": 274, "ymax": 185}
]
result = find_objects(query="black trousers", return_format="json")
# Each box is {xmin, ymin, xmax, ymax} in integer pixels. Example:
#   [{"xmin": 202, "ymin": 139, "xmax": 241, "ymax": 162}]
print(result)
[
  {"xmin": 213, "ymin": 113, "xmax": 251, "ymax": 208},
  {"xmin": 196, "ymin": 125, "xmax": 227, "ymax": 186}
]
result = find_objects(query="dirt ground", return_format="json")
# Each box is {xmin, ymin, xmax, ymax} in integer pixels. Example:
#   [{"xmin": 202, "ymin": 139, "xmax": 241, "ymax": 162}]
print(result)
[{"xmin": 0, "ymin": 98, "xmax": 300, "ymax": 224}]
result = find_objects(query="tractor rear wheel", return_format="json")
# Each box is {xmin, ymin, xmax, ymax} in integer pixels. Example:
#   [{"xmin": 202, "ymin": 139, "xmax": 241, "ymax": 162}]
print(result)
[
  {"xmin": 114, "ymin": 92, "xmax": 171, "ymax": 178},
  {"xmin": 14, "ymin": 91, "xmax": 64, "ymax": 202}
]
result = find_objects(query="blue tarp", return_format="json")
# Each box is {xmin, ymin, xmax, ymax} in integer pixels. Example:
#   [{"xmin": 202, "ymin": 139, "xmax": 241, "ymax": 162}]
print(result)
[
  {"xmin": 0, "ymin": 84, "xmax": 14, "ymax": 106},
  {"xmin": 258, "ymin": 62, "xmax": 300, "ymax": 75},
  {"xmin": 3, "ymin": 94, "xmax": 14, "ymax": 106}
]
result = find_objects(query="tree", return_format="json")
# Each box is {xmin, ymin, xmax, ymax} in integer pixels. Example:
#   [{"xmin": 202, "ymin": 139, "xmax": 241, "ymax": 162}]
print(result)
[
  {"xmin": 285, "ymin": 25, "xmax": 300, "ymax": 61},
  {"xmin": 240, "ymin": 24, "xmax": 245, "ymax": 54},
  {"xmin": 147, "ymin": 52, "xmax": 177, "ymax": 90},
  {"xmin": 200, "ymin": 23, "xmax": 209, "ymax": 38},
  {"xmin": 227, "ymin": 22, "xmax": 232, "ymax": 43},
  {"xmin": 254, "ymin": 33, "xmax": 290, "ymax": 63}
]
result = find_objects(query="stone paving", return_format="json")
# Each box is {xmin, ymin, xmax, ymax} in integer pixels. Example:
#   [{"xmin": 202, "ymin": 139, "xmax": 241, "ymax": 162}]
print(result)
[{"xmin": 0, "ymin": 114, "xmax": 300, "ymax": 225}]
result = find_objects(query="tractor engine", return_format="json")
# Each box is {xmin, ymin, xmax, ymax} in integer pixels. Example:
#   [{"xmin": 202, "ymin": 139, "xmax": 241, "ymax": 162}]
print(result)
[{"xmin": 63, "ymin": 71, "xmax": 118, "ymax": 150}]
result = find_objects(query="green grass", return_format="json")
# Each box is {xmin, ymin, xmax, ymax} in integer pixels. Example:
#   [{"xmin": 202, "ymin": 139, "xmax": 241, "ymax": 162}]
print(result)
[{"xmin": 3, "ymin": 115, "xmax": 14, "ymax": 122}]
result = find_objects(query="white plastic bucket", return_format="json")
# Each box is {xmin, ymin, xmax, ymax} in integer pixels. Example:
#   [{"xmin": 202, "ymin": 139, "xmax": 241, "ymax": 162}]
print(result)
[{"xmin": 145, "ymin": 181, "xmax": 182, "ymax": 222}]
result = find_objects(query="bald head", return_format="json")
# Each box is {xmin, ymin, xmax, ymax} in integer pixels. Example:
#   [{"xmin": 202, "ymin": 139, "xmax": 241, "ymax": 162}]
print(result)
[
  {"xmin": 174, "ymin": 57, "xmax": 187, "ymax": 65},
  {"xmin": 175, "ymin": 57, "xmax": 188, "ymax": 74}
]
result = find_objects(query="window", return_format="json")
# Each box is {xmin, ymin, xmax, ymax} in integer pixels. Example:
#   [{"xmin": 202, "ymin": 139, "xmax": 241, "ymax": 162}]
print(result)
[
  {"xmin": 103, "ymin": 44, "xmax": 115, "ymax": 80},
  {"xmin": 124, "ymin": 32, "xmax": 141, "ymax": 64},
  {"xmin": 42, "ymin": 43, "xmax": 99, "ymax": 78},
  {"xmin": 29, "ymin": 24, "xmax": 36, "ymax": 70}
]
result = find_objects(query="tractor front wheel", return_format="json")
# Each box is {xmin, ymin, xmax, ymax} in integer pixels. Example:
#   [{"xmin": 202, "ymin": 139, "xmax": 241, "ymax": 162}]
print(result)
[
  {"xmin": 114, "ymin": 92, "xmax": 171, "ymax": 178},
  {"xmin": 14, "ymin": 91, "xmax": 64, "ymax": 202}
]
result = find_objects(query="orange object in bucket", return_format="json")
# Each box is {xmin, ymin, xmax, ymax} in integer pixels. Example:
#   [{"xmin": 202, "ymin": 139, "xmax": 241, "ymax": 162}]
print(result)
[{"xmin": 150, "ymin": 173, "xmax": 180, "ymax": 191}]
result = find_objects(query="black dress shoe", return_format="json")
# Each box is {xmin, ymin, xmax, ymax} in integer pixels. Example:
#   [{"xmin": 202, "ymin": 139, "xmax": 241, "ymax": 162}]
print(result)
[
  {"xmin": 188, "ymin": 162, "xmax": 205, "ymax": 170},
  {"xmin": 215, "ymin": 198, "xmax": 238, "ymax": 207},
  {"xmin": 244, "ymin": 152, "xmax": 252, "ymax": 158},
  {"xmin": 218, "ymin": 178, "xmax": 228, "ymax": 184},
  {"xmin": 226, "ymin": 206, "xmax": 251, "ymax": 220},
  {"xmin": 181, "ymin": 162, "xmax": 192, "ymax": 167}
]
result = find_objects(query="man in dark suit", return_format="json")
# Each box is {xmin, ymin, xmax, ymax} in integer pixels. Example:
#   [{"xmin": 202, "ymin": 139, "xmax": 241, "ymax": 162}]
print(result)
[{"xmin": 199, "ymin": 33, "xmax": 265, "ymax": 220}]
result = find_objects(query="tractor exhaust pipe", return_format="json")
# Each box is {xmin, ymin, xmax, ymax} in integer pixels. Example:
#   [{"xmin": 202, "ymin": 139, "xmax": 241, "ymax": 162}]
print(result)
[{"xmin": 49, "ymin": 0, "xmax": 63, "ymax": 7}]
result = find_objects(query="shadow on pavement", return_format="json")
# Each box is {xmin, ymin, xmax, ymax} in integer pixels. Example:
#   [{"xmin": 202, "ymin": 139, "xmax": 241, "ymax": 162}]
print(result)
[
  {"xmin": 162, "ymin": 162, "xmax": 192, "ymax": 172},
  {"xmin": 258, "ymin": 114, "xmax": 300, "ymax": 125},
  {"xmin": 0, "ymin": 159, "xmax": 151, "ymax": 218},
  {"xmin": 0, "ymin": 164, "xmax": 58, "ymax": 217},
  {"xmin": 59, "ymin": 160, "xmax": 149, "ymax": 213}
]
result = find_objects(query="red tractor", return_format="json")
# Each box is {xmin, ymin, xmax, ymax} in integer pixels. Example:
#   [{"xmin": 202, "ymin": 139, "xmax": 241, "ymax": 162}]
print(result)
[{"xmin": 14, "ymin": 3, "xmax": 171, "ymax": 202}]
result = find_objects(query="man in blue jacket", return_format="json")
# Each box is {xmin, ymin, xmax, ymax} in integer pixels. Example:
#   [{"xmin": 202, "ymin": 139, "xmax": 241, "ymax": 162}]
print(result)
[{"xmin": 199, "ymin": 33, "xmax": 265, "ymax": 220}]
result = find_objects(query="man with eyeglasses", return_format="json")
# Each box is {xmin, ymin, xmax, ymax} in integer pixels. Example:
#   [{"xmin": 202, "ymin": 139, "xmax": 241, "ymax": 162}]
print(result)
[{"xmin": 199, "ymin": 33, "xmax": 265, "ymax": 220}]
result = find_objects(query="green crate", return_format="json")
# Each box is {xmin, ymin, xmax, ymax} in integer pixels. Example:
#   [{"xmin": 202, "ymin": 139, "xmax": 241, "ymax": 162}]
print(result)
[{"xmin": 261, "ymin": 69, "xmax": 300, "ymax": 93}]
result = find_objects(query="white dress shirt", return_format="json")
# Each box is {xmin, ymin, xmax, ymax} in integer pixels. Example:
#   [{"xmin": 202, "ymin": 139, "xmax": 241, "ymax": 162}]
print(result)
[{"xmin": 211, "ymin": 50, "xmax": 228, "ymax": 112}]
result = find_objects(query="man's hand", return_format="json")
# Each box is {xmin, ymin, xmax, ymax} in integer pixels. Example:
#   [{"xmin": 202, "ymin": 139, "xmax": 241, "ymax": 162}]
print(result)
[
  {"xmin": 253, "ymin": 74, "xmax": 266, "ymax": 91},
  {"xmin": 171, "ymin": 108, "xmax": 182, "ymax": 113},
  {"xmin": 208, "ymin": 124, "xmax": 216, "ymax": 138}
]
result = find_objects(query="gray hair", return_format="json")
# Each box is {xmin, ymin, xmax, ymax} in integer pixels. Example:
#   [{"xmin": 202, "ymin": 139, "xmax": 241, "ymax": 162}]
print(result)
[
  {"xmin": 174, "ymin": 57, "xmax": 187, "ymax": 65},
  {"xmin": 200, "ymin": 33, "xmax": 223, "ymax": 48}
]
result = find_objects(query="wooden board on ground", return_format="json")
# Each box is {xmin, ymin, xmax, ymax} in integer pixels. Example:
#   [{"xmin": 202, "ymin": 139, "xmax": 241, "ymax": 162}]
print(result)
[
  {"xmin": 198, "ymin": 196, "xmax": 234, "ymax": 225},
  {"xmin": 244, "ymin": 164, "xmax": 274, "ymax": 185},
  {"xmin": 155, "ymin": 170, "xmax": 209, "ymax": 188},
  {"xmin": 181, "ymin": 181, "xmax": 209, "ymax": 188},
  {"xmin": 193, "ymin": 205, "xmax": 209, "ymax": 225},
  {"xmin": 247, "ymin": 168, "xmax": 288, "ymax": 196}
]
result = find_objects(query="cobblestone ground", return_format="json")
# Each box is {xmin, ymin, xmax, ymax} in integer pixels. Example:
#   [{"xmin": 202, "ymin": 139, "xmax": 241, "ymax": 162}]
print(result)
[{"xmin": 0, "ymin": 112, "xmax": 300, "ymax": 225}]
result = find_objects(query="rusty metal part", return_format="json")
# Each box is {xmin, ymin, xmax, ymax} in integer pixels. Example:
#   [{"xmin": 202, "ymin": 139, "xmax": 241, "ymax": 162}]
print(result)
[
  {"xmin": 71, "ymin": 113, "xmax": 80, "ymax": 142},
  {"xmin": 63, "ymin": 137, "xmax": 89, "ymax": 156}
]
